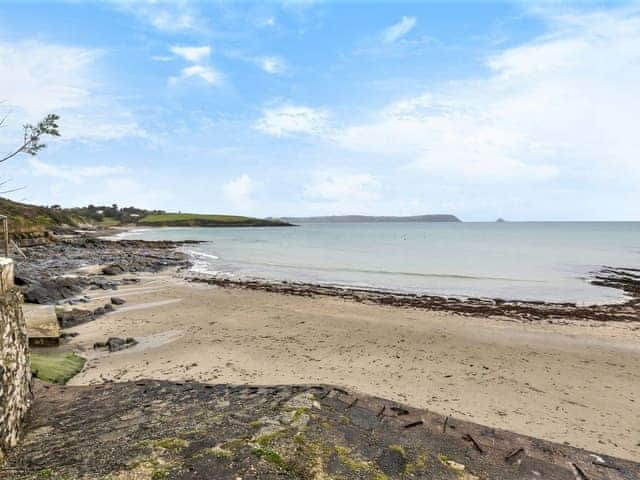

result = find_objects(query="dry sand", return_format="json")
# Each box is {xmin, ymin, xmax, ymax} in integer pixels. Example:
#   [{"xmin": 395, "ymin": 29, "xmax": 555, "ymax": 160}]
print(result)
[{"xmin": 63, "ymin": 270, "xmax": 640, "ymax": 461}]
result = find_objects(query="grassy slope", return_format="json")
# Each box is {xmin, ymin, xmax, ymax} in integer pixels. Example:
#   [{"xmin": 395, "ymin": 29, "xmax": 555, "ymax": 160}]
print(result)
[
  {"xmin": 0, "ymin": 198, "xmax": 85, "ymax": 233},
  {"xmin": 138, "ymin": 213, "xmax": 290, "ymax": 227}
]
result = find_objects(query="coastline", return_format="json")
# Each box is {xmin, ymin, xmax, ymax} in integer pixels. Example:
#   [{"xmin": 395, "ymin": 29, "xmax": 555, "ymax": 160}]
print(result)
[{"xmin": 14, "ymin": 235, "xmax": 640, "ymax": 461}]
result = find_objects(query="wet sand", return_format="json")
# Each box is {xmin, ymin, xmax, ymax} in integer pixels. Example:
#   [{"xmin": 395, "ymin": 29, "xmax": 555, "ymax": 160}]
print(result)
[{"xmin": 64, "ymin": 270, "xmax": 640, "ymax": 461}]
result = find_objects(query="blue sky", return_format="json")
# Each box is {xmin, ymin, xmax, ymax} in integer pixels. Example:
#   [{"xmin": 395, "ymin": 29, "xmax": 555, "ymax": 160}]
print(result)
[{"xmin": 0, "ymin": 1, "xmax": 638, "ymax": 220}]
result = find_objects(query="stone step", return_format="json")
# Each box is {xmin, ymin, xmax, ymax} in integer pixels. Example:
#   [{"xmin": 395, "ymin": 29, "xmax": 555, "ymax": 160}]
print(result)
[{"xmin": 23, "ymin": 304, "xmax": 60, "ymax": 347}]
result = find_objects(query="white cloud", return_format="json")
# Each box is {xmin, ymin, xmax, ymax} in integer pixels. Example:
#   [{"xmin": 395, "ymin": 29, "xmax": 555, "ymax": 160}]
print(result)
[
  {"xmin": 305, "ymin": 172, "xmax": 378, "ymax": 203},
  {"xmin": 255, "ymin": 104, "xmax": 328, "ymax": 137},
  {"xmin": 223, "ymin": 174, "xmax": 254, "ymax": 208},
  {"xmin": 382, "ymin": 16, "xmax": 417, "ymax": 44},
  {"xmin": 0, "ymin": 42, "xmax": 97, "ymax": 117},
  {"xmin": 115, "ymin": 0, "xmax": 199, "ymax": 33},
  {"xmin": 258, "ymin": 56, "xmax": 286, "ymax": 75},
  {"xmin": 335, "ymin": 7, "xmax": 640, "ymax": 184},
  {"xmin": 169, "ymin": 65, "xmax": 221, "ymax": 86},
  {"xmin": 28, "ymin": 158, "xmax": 127, "ymax": 184},
  {"xmin": 167, "ymin": 45, "xmax": 221, "ymax": 87},
  {"xmin": 170, "ymin": 45, "xmax": 211, "ymax": 63},
  {"xmin": 260, "ymin": 16, "xmax": 276, "ymax": 27},
  {"xmin": 0, "ymin": 40, "xmax": 145, "ymax": 142}
]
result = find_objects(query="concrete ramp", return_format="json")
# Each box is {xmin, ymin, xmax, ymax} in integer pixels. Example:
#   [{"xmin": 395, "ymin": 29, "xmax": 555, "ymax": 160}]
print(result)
[{"xmin": 23, "ymin": 305, "xmax": 60, "ymax": 347}]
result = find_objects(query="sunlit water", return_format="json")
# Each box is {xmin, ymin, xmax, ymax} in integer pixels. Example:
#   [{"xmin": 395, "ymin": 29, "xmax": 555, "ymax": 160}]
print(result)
[{"xmin": 116, "ymin": 222, "xmax": 640, "ymax": 304}]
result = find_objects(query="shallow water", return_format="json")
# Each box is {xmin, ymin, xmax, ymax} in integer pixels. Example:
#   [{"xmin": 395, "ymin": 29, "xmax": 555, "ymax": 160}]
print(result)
[{"xmin": 117, "ymin": 222, "xmax": 640, "ymax": 304}]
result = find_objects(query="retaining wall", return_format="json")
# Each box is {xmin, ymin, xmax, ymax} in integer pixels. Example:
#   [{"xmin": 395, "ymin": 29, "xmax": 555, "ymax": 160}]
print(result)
[{"xmin": 0, "ymin": 259, "xmax": 31, "ymax": 463}]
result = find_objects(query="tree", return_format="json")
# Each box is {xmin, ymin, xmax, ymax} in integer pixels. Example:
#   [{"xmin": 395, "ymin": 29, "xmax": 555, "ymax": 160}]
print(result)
[
  {"xmin": 0, "ymin": 113, "xmax": 60, "ymax": 193},
  {"xmin": 0, "ymin": 113, "xmax": 60, "ymax": 164}
]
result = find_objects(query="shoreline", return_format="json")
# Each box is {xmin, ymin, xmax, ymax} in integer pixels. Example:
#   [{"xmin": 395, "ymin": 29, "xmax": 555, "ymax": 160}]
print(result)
[
  {"xmin": 102, "ymin": 224, "xmax": 640, "ymax": 311},
  {"xmin": 58, "ymin": 268, "xmax": 640, "ymax": 460},
  {"xmin": 14, "ymin": 235, "xmax": 640, "ymax": 461},
  {"xmin": 183, "ymin": 269, "xmax": 640, "ymax": 322}
]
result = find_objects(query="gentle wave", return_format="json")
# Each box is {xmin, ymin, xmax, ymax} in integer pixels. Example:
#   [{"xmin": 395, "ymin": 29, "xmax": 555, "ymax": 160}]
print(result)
[
  {"xmin": 183, "ymin": 249, "xmax": 219, "ymax": 260},
  {"xmin": 185, "ymin": 252, "xmax": 544, "ymax": 284},
  {"xmin": 117, "ymin": 222, "xmax": 639, "ymax": 303}
]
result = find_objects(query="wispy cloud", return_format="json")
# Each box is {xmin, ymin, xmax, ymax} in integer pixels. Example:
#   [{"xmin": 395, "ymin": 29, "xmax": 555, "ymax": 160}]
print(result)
[
  {"xmin": 0, "ymin": 40, "xmax": 144, "ymax": 142},
  {"xmin": 258, "ymin": 56, "xmax": 286, "ymax": 75},
  {"xmin": 28, "ymin": 158, "xmax": 127, "ymax": 184},
  {"xmin": 259, "ymin": 16, "xmax": 276, "ymax": 27},
  {"xmin": 115, "ymin": 0, "xmax": 200, "ymax": 33},
  {"xmin": 305, "ymin": 171, "xmax": 378, "ymax": 203},
  {"xmin": 170, "ymin": 46, "xmax": 211, "ymax": 63},
  {"xmin": 255, "ymin": 104, "xmax": 328, "ymax": 137},
  {"xmin": 167, "ymin": 45, "xmax": 221, "ymax": 86},
  {"xmin": 223, "ymin": 173, "xmax": 254, "ymax": 208},
  {"xmin": 335, "ymin": 7, "xmax": 640, "ymax": 184},
  {"xmin": 169, "ymin": 65, "xmax": 221, "ymax": 86},
  {"xmin": 382, "ymin": 16, "xmax": 417, "ymax": 44}
]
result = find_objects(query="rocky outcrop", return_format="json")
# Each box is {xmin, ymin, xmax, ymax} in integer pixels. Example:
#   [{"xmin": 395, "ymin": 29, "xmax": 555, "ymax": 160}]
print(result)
[
  {"xmin": 0, "ymin": 288, "xmax": 31, "ymax": 463},
  {"xmin": 14, "ymin": 237, "xmax": 193, "ymax": 305},
  {"xmin": 15, "ymin": 275, "xmax": 85, "ymax": 304}
]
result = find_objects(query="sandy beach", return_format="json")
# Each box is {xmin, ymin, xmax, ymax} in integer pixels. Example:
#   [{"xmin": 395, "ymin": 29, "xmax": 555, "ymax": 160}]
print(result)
[{"xmin": 57, "ymin": 268, "xmax": 640, "ymax": 461}]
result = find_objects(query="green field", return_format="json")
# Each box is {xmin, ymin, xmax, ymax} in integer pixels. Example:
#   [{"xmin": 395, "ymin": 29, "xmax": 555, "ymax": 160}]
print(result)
[{"xmin": 138, "ymin": 213, "xmax": 291, "ymax": 227}]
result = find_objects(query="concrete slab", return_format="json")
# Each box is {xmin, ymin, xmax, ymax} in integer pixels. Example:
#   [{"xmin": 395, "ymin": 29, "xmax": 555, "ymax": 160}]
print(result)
[{"xmin": 23, "ymin": 305, "xmax": 60, "ymax": 347}]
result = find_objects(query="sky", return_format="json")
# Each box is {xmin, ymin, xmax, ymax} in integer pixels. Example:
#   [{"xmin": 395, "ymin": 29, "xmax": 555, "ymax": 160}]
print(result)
[{"xmin": 0, "ymin": 0, "xmax": 638, "ymax": 221}]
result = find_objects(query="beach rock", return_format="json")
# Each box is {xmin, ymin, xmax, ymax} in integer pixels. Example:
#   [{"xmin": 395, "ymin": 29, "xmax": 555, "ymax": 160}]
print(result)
[
  {"xmin": 89, "ymin": 277, "xmax": 118, "ymax": 290},
  {"xmin": 18, "ymin": 276, "xmax": 85, "ymax": 304},
  {"xmin": 93, "ymin": 337, "xmax": 138, "ymax": 352},
  {"xmin": 59, "ymin": 332, "xmax": 79, "ymax": 339},
  {"xmin": 110, "ymin": 297, "xmax": 126, "ymax": 305},
  {"xmin": 56, "ymin": 308, "xmax": 95, "ymax": 328},
  {"xmin": 102, "ymin": 264, "xmax": 125, "ymax": 276}
]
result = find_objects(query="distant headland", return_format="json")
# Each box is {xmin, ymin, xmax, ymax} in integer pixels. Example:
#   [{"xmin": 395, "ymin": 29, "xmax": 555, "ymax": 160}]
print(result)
[{"xmin": 278, "ymin": 214, "xmax": 461, "ymax": 223}]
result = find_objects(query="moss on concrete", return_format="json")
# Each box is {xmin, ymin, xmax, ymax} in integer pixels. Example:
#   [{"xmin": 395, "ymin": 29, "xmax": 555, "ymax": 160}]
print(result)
[{"xmin": 30, "ymin": 352, "xmax": 85, "ymax": 384}]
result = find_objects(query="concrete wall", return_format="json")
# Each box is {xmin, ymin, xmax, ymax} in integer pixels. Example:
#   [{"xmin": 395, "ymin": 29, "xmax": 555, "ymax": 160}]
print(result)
[{"xmin": 0, "ymin": 259, "xmax": 31, "ymax": 463}]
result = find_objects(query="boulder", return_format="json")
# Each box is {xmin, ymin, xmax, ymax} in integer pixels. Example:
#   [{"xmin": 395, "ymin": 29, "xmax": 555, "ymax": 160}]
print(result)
[
  {"xmin": 110, "ymin": 297, "xmax": 126, "ymax": 305},
  {"xmin": 56, "ymin": 308, "xmax": 95, "ymax": 328},
  {"xmin": 102, "ymin": 264, "xmax": 125, "ymax": 276},
  {"xmin": 93, "ymin": 337, "xmax": 138, "ymax": 353}
]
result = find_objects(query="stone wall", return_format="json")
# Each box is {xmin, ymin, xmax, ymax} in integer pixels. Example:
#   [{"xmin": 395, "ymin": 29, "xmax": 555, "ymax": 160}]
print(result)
[{"xmin": 0, "ymin": 259, "xmax": 31, "ymax": 463}]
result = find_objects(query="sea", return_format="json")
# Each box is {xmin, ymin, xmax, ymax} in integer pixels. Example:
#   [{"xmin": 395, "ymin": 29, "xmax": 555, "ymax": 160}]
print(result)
[{"xmin": 115, "ymin": 222, "xmax": 640, "ymax": 305}]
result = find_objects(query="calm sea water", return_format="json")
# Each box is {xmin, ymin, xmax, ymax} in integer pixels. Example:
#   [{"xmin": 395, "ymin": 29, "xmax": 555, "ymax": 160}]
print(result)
[{"xmin": 117, "ymin": 222, "xmax": 640, "ymax": 304}]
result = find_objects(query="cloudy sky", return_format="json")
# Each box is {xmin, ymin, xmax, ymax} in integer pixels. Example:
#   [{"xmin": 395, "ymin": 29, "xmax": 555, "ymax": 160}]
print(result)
[{"xmin": 0, "ymin": 0, "xmax": 638, "ymax": 220}]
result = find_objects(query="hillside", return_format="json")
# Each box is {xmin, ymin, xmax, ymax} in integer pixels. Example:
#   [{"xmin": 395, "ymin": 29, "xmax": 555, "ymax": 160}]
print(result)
[
  {"xmin": 0, "ymin": 199, "xmax": 294, "ymax": 235},
  {"xmin": 0, "ymin": 198, "xmax": 86, "ymax": 234},
  {"xmin": 280, "ymin": 214, "xmax": 461, "ymax": 223},
  {"xmin": 138, "ymin": 213, "xmax": 292, "ymax": 227}
]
